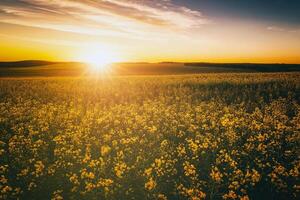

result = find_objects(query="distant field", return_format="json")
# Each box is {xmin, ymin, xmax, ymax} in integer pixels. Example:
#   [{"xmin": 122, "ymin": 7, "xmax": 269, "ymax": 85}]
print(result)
[
  {"xmin": 0, "ymin": 62, "xmax": 87, "ymax": 77},
  {"xmin": 1, "ymin": 61, "xmax": 300, "ymax": 77}
]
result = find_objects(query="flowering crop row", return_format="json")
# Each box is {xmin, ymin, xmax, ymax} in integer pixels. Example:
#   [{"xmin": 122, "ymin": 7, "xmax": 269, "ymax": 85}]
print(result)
[{"xmin": 0, "ymin": 73, "xmax": 299, "ymax": 199}]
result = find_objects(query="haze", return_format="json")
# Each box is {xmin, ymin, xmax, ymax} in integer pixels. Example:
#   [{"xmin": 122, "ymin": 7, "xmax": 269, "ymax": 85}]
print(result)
[{"xmin": 0, "ymin": 0, "xmax": 300, "ymax": 63}]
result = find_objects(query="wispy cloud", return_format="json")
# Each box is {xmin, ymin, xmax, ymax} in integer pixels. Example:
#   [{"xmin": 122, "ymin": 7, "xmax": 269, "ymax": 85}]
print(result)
[
  {"xmin": 0, "ymin": 0, "xmax": 209, "ymax": 40},
  {"xmin": 267, "ymin": 26, "xmax": 285, "ymax": 32},
  {"xmin": 267, "ymin": 26, "xmax": 300, "ymax": 34}
]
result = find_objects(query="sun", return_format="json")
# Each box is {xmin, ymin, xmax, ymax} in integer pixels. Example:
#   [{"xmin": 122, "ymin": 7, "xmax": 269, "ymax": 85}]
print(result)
[
  {"xmin": 76, "ymin": 45, "xmax": 122, "ymax": 72},
  {"xmin": 83, "ymin": 52, "xmax": 114, "ymax": 71}
]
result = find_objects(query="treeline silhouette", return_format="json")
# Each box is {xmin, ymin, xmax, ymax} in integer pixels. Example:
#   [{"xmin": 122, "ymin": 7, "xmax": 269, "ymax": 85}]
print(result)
[{"xmin": 184, "ymin": 62, "xmax": 300, "ymax": 72}]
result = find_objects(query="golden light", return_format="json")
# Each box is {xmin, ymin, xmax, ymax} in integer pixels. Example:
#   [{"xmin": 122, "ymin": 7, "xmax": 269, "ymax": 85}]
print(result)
[
  {"xmin": 76, "ymin": 45, "xmax": 122, "ymax": 73},
  {"xmin": 83, "ymin": 52, "xmax": 114, "ymax": 71}
]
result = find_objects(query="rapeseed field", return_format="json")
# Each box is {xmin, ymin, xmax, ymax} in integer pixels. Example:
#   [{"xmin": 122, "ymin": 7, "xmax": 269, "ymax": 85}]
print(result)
[{"xmin": 0, "ymin": 73, "xmax": 299, "ymax": 199}]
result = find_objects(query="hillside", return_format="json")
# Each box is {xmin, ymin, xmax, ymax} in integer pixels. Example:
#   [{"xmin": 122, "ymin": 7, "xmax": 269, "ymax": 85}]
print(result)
[{"xmin": 0, "ymin": 61, "xmax": 300, "ymax": 77}]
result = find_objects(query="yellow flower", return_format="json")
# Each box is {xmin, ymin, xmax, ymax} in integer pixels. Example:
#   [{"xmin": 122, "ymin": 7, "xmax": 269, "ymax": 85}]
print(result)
[
  {"xmin": 210, "ymin": 167, "xmax": 223, "ymax": 183},
  {"xmin": 251, "ymin": 169, "xmax": 261, "ymax": 183},
  {"xmin": 100, "ymin": 145, "xmax": 111, "ymax": 156},
  {"xmin": 81, "ymin": 169, "xmax": 95, "ymax": 179},
  {"xmin": 97, "ymin": 178, "xmax": 113, "ymax": 187},
  {"xmin": 1, "ymin": 186, "xmax": 12, "ymax": 193},
  {"xmin": 69, "ymin": 174, "xmax": 79, "ymax": 185},
  {"xmin": 183, "ymin": 161, "xmax": 196, "ymax": 177},
  {"xmin": 145, "ymin": 177, "xmax": 156, "ymax": 191},
  {"xmin": 177, "ymin": 145, "xmax": 186, "ymax": 156},
  {"xmin": 51, "ymin": 190, "xmax": 63, "ymax": 200},
  {"xmin": 34, "ymin": 161, "xmax": 45, "ymax": 177},
  {"xmin": 144, "ymin": 167, "xmax": 153, "ymax": 177},
  {"xmin": 28, "ymin": 182, "xmax": 37, "ymax": 191},
  {"xmin": 240, "ymin": 195, "xmax": 250, "ymax": 200},
  {"xmin": 223, "ymin": 190, "xmax": 237, "ymax": 199},
  {"xmin": 114, "ymin": 162, "xmax": 127, "ymax": 178},
  {"xmin": 0, "ymin": 176, "xmax": 7, "ymax": 184},
  {"xmin": 85, "ymin": 182, "xmax": 95, "ymax": 192},
  {"xmin": 157, "ymin": 194, "xmax": 167, "ymax": 200},
  {"xmin": 198, "ymin": 191, "xmax": 206, "ymax": 199}
]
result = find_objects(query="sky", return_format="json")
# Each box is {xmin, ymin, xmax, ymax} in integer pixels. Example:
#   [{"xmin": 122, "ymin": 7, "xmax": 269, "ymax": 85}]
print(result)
[{"xmin": 0, "ymin": 0, "xmax": 300, "ymax": 63}]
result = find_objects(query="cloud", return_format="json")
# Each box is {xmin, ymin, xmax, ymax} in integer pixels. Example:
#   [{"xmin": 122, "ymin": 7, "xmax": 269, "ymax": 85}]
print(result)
[
  {"xmin": 267, "ymin": 26, "xmax": 300, "ymax": 34},
  {"xmin": 267, "ymin": 26, "xmax": 285, "ymax": 32},
  {"xmin": 0, "ymin": 0, "xmax": 209, "ymax": 40}
]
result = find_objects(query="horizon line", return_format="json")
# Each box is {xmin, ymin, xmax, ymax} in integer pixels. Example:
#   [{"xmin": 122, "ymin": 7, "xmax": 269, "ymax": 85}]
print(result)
[{"xmin": 1, "ymin": 60, "xmax": 300, "ymax": 65}]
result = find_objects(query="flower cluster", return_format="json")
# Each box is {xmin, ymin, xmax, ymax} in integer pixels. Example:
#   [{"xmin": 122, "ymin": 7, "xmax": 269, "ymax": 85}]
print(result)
[{"xmin": 0, "ymin": 73, "xmax": 299, "ymax": 199}]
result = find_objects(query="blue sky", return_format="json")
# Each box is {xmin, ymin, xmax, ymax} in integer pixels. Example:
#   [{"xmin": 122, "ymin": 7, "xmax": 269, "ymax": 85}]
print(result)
[{"xmin": 175, "ymin": 0, "xmax": 300, "ymax": 25}]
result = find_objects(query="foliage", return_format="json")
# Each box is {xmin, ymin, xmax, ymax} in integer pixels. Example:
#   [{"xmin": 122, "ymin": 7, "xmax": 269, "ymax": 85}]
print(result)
[{"xmin": 0, "ymin": 73, "xmax": 299, "ymax": 199}]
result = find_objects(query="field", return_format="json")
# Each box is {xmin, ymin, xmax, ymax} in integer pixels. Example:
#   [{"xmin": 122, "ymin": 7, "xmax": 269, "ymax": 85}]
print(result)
[
  {"xmin": 1, "ymin": 62, "xmax": 300, "ymax": 77},
  {"xmin": 0, "ymin": 72, "xmax": 299, "ymax": 199}
]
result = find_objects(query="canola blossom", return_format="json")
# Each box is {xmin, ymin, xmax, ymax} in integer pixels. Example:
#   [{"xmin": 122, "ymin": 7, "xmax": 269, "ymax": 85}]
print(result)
[{"xmin": 0, "ymin": 73, "xmax": 299, "ymax": 199}]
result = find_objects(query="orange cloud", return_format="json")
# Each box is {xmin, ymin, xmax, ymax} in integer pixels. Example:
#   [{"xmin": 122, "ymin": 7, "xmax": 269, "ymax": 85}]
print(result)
[{"xmin": 0, "ymin": 0, "xmax": 209, "ymax": 39}]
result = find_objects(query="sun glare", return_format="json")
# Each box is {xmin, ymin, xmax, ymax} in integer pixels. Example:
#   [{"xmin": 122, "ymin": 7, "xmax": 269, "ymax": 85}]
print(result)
[
  {"xmin": 84, "ymin": 53, "xmax": 114, "ymax": 71},
  {"xmin": 76, "ymin": 45, "xmax": 122, "ymax": 73}
]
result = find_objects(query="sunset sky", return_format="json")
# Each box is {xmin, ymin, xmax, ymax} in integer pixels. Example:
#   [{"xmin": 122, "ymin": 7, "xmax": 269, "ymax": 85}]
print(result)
[{"xmin": 0, "ymin": 0, "xmax": 300, "ymax": 63}]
